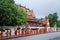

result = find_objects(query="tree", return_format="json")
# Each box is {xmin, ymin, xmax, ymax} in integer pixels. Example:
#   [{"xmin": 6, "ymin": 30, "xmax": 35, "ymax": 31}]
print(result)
[
  {"xmin": 57, "ymin": 20, "xmax": 60, "ymax": 27},
  {"xmin": 0, "ymin": 0, "xmax": 27, "ymax": 26},
  {"xmin": 45, "ymin": 13, "xmax": 58, "ymax": 27}
]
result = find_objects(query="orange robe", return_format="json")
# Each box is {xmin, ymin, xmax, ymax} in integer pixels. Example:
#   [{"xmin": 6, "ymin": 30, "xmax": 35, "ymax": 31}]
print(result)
[
  {"xmin": 9, "ymin": 30, "xmax": 12, "ymax": 36},
  {"xmin": 18, "ymin": 30, "xmax": 20, "ymax": 35},
  {"xmin": 15, "ymin": 30, "xmax": 17, "ymax": 36},
  {"xmin": 6, "ymin": 32, "xmax": 9, "ymax": 37},
  {"xmin": 30, "ymin": 30, "xmax": 33, "ymax": 34},
  {"xmin": 25, "ymin": 30, "xmax": 29, "ymax": 35},
  {"xmin": 22, "ymin": 30, "xmax": 25, "ymax": 36}
]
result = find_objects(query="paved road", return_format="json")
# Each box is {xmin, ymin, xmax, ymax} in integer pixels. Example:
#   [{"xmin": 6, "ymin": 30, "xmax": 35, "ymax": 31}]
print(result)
[
  {"xmin": 50, "ymin": 36, "xmax": 60, "ymax": 40},
  {"xmin": 8, "ymin": 32, "xmax": 60, "ymax": 40}
]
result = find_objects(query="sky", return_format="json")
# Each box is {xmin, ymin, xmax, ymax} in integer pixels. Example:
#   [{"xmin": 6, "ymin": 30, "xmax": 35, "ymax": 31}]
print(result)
[{"xmin": 14, "ymin": 0, "xmax": 60, "ymax": 19}]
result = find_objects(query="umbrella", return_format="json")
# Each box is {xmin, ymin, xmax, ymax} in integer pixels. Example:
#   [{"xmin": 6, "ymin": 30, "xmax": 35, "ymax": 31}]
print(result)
[
  {"xmin": 22, "ymin": 28, "xmax": 29, "ymax": 31},
  {"xmin": 22, "ymin": 28, "xmax": 27, "ymax": 31},
  {"xmin": 5, "ymin": 28, "xmax": 10, "ymax": 30},
  {"xmin": 31, "ymin": 28, "xmax": 38, "ymax": 30},
  {"xmin": 0, "ymin": 28, "xmax": 5, "ymax": 32},
  {"xmin": 17, "ymin": 27, "xmax": 20, "ymax": 30}
]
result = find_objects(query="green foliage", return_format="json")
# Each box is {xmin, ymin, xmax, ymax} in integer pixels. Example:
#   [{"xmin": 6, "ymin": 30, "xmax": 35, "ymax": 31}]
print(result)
[
  {"xmin": 57, "ymin": 20, "xmax": 60, "ymax": 27},
  {"xmin": 45, "ymin": 13, "xmax": 58, "ymax": 27},
  {"xmin": 0, "ymin": 0, "xmax": 27, "ymax": 26}
]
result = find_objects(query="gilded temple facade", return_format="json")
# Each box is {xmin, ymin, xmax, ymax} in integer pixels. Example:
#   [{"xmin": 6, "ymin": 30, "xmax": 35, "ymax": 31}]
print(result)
[{"xmin": 18, "ymin": 5, "xmax": 50, "ymax": 27}]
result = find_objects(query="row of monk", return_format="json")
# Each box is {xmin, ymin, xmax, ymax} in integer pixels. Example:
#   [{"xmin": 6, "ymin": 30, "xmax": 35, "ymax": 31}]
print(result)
[{"xmin": 0, "ymin": 27, "xmax": 51, "ymax": 38}]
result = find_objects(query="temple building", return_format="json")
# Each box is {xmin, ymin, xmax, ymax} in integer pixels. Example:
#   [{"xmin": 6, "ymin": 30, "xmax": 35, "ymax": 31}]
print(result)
[{"xmin": 18, "ymin": 5, "xmax": 50, "ymax": 27}]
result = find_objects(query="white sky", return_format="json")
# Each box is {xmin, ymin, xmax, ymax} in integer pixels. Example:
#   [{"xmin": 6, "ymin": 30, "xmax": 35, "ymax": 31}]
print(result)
[{"xmin": 14, "ymin": 0, "xmax": 60, "ymax": 19}]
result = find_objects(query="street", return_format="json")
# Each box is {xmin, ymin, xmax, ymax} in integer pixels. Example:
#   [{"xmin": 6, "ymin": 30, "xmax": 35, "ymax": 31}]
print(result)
[{"xmin": 8, "ymin": 32, "xmax": 60, "ymax": 40}]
